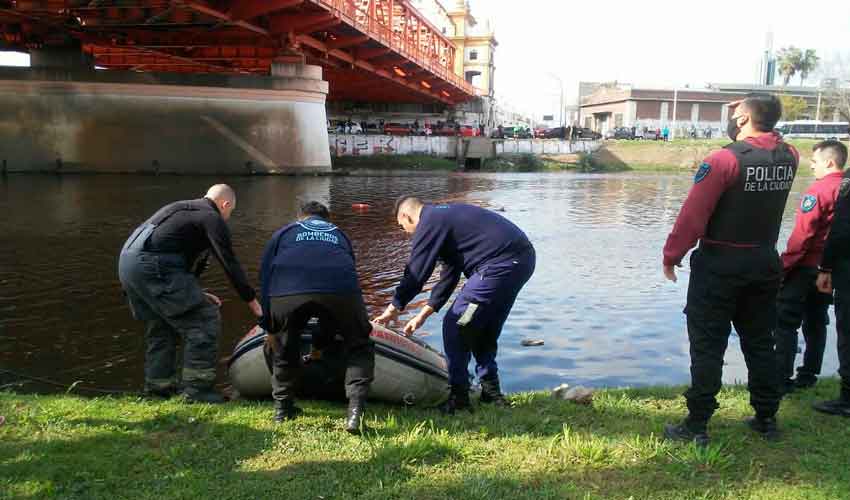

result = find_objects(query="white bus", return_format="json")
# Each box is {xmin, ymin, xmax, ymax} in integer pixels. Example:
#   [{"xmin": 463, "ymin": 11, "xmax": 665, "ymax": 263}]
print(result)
[{"xmin": 776, "ymin": 121, "xmax": 849, "ymax": 140}]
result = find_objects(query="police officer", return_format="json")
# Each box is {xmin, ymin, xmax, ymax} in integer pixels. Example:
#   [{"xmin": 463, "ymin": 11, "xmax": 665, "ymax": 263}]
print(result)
[
  {"xmin": 259, "ymin": 201, "xmax": 374, "ymax": 433},
  {"xmin": 775, "ymin": 141, "xmax": 846, "ymax": 394},
  {"xmin": 374, "ymin": 197, "xmax": 536, "ymax": 413},
  {"xmin": 662, "ymin": 94, "xmax": 799, "ymax": 445},
  {"xmin": 813, "ymin": 141, "xmax": 850, "ymax": 417},
  {"xmin": 118, "ymin": 184, "xmax": 262, "ymax": 403}
]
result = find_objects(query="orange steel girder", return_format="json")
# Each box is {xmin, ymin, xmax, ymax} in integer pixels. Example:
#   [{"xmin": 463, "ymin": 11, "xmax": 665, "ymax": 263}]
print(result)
[{"xmin": 1, "ymin": 0, "xmax": 476, "ymax": 104}]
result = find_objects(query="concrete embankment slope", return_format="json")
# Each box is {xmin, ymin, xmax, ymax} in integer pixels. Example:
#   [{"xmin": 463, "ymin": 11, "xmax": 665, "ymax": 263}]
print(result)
[{"xmin": 589, "ymin": 139, "xmax": 818, "ymax": 171}]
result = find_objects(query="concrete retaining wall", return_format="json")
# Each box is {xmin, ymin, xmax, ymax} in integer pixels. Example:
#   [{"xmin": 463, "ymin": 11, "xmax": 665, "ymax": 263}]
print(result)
[
  {"xmin": 0, "ymin": 66, "xmax": 332, "ymax": 174},
  {"xmin": 330, "ymin": 134, "xmax": 455, "ymax": 157}
]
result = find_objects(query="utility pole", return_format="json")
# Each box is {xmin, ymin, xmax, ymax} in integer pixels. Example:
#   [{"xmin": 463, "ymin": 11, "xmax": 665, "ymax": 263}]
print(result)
[
  {"xmin": 671, "ymin": 87, "xmax": 679, "ymax": 140},
  {"xmin": 816, "ymin": 88, "xmax": 822, "ymax": 121}
]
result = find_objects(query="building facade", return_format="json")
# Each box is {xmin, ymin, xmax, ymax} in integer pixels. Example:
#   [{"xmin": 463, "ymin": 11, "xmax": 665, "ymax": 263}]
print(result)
[{"xmin": 580, "ymin": 85, "xmax": 748, "ymax": 136}]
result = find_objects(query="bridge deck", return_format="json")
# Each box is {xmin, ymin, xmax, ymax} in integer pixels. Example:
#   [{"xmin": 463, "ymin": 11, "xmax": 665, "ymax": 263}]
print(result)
[{"xmin": 0, "ymin": 0, "xmax": 478, "ymax": 104}]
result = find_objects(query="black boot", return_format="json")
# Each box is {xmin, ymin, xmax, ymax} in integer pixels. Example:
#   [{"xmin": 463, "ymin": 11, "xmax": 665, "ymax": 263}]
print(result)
[
  {"xmin": 182, "ymin": 387, "xmax": 226, "ymax": 404},
  {"xmin": 812, "ymin": 387, "xmax": 850, "ymax": 417},
  {"xmin": 273, "ymin": 400, "xmax": 303, "ymax": 422},
  {"xmin": 142, "ymin": 386, "xmax": 177, "ymax": 400},
  {"xmin": 439, "ymin": 385, "xmax": 473, "ymax": 415},
  {"xmin": 745, "ymin": 415, "xmax": 781, "ymax": 441},
  {"xmin": 663, "ymin": 417, "xmax": 709, "ymax": 447},
  {"xmin": 345, "ymin": 399, "xmax": 366, "ymax": 434},
  {"xmin": 479, "ymin": 375, "xmax": 509, "ymax": 407},
  {"xmin": 793, "ymin": 376, "xmax": 817, "ymax": 390}
]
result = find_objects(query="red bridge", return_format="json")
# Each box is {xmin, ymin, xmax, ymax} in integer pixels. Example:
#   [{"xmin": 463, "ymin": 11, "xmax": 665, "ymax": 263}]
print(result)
[{"xmin": 1, "ymin": 0, "xmax": 478, "ymax": 104}]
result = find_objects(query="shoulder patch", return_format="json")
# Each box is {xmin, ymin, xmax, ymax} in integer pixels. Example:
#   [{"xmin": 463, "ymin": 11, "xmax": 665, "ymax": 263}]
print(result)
[
  {"xmin": 694, "ymin": 163, "xmax": 711, "ymax": 184},
  {"xmin": 801, "ymin": 194, "xmax": 817, "ymax": 213}
]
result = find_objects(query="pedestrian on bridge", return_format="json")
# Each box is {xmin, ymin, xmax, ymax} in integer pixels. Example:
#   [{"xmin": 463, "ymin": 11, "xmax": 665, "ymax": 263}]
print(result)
[
  {"xmin": 662, "ymin": 95, "xmax": 799, "ymax": 446},
  {"xmin": 118, "ymin": 184, "xmax": 262, "ymax": 403},
  {"xmin": 374, "ymin": 197, "xmax": 535, "ymax": 414}
]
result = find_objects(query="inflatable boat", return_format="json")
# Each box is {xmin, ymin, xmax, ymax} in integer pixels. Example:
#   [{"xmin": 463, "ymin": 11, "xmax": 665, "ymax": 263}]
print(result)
[{"xmin": 227, "ymin": 322, "xmax": 450, "ymax": 407}]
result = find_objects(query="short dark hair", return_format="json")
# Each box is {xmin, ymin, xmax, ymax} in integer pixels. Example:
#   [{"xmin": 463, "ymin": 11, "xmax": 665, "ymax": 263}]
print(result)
[
  {"xmin": 394, "ymin": 195, "xmax": 416, "ymax": 218},
  {"xmin": 299, "ymin": 201, "xmax": 329, "ymax": 219},
  {"xmin": 743, "ymin": 93, "xmax": 783, "ymax": 132},
  {"xmin": 813, "ymin": 140, "xmax": 848, "ymax": 168}
]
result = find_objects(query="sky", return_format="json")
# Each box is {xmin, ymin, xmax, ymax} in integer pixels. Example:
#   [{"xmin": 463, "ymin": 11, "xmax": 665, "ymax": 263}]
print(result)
[
  {"xmin": 2, "ymin": 0, "xmax": 848, "ymax": 118},
  {"xmin": 466, "ymin": 0, "xmax": 850, "ymax": 117}
]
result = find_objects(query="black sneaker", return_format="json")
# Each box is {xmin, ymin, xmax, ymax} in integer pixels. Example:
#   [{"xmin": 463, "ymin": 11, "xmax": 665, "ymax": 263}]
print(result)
[
  {"xmin": 812, "ymin": 398, "xmax": 850, "ymax": 417},
  {"xmin": 745, "ymin": 416, "xmax": 781, "ymax": 441},
  {"xmin": 273, "ymin": 401, "xmax": 303, "ymax": 422},
  {"xmin": 663, "ymin": 421, "xmax": 709, "ymax": 447},
  {"xmin": 793, "ymin": 377, "xmax": 817, "ymax": 390}
]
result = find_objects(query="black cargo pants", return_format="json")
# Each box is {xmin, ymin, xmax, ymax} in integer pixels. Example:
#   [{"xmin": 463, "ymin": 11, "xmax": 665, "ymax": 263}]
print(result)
[
  {"xmin": 265, "ymin": 293, "xmax": 374, "ymax": 403},
  {"xmin": 683, "ymin": 244, "xmax": 783, "ymax": 421},
  {"xmin": 774, "ymin": 266, "xmax": 831, "ymax": 385}
]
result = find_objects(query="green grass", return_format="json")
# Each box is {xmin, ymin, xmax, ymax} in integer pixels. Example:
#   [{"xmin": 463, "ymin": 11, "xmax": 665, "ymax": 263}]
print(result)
[
  {"xmin": 332, "ymin": 154, "xmax": 457, "ymax": 171},
  {"xmin": 2, "ymin": 379, "xmax": 849, "ymax": 499}
]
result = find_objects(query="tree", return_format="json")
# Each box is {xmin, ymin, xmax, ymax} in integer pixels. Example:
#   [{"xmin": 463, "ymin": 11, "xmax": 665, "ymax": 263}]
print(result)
[
  {"xmin": 779, "ymin": 95, "xmax": 808, "ymax": 120},
  {"xmin": 798, "ymin": 49, "xmax": 820, "ymax": 86},
  {"xmin": 778, "ymin": 46, "xmax": 801, "ymax": 86}
]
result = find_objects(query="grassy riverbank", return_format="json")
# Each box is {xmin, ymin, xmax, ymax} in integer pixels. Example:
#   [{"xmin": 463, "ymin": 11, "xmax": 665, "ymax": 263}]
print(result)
[
  {"xmin": 589, "ymin": 139, "xmax": 821, "ymax": 173},
  {"xmin": 2, "ymin": 379, "xmax": 848, "ymax": 499}
]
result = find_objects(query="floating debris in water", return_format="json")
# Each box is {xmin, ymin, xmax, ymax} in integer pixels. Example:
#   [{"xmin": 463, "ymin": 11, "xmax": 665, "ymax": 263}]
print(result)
[
  {"xmin": 552, "ymin": 384, "xmax": 594, "ymax": 404},
  {"xmin": 521, "ymin": 339, "xmax": 544, "ymax": 347}
]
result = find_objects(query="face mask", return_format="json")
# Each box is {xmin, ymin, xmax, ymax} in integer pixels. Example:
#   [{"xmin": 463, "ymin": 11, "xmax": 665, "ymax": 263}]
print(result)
[{"xmin": 727, "ymin": 116, "xmax": 741, "ymax": 141}]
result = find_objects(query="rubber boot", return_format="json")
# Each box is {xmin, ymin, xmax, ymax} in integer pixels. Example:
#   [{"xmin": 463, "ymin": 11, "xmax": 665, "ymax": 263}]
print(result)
[
  {"xmin": 182, "ymin": 387, "xmax": 226, "ymax": 404},
  {"xmin": 273, "ymin": 399, "xmax": 303, "ymax": 423},
  {"xmin": 663, "ymin": 416, "xmax": 710, "ymax": 447},
  {"xmin": 745, "ymin": 415, "xmax": 781, "ymax": 441},
  {"xmin": 345, "ymin": 399, "xmax": 366, "ymax": 434},
  {"xmin": 439, "ymin": 385, "xmax": 473, "ymax": 415},
  {"xmin": 479, "ymin": 375, "xmax": 509, "ymax": 407}
]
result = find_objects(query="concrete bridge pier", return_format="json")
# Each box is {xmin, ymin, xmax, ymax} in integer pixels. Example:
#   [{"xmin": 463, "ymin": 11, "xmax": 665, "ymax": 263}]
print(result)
[{"xmin": 0, "ymin": 51, "xmax": 332, "ymax": 174}]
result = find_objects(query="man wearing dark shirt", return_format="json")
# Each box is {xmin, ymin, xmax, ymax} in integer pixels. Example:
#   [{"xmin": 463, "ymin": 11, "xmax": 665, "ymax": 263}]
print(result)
[
  {"xmin": 375, "ymin": 197, "xmax": 536, "ymax": 413},
  {"xmin": 813, "ymin": 141, "xmax": 850, "ymax": 417},
  {"xmin": 118, "ymin": 184, "xmax": 261, "ymax": 403},
  {"xmin": 259, "ymin": 202, "xmax": 373, "ymax": 433},
  {"xmin": 775, "ymin": 141, "xmax": 845, "ymax": 394},
  {"xmin": 662, "ymin": 95, "xmax": 798, "ymax": 445}
]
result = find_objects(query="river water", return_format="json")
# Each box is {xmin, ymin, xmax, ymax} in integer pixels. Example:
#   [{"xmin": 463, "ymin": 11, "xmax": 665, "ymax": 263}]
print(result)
[{"xmin": 0, "ymin": 171, "xmax": 840, "ymax": 394}]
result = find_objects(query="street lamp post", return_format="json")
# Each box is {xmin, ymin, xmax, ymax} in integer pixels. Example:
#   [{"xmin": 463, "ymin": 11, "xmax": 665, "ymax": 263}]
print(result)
[
  {"xmin": 671, "ymin": 87, "xmax": 678, "ymax": 140},
  {"xmin": 547, "ymin": 73, "xmax": 565, "ymax": 128}
]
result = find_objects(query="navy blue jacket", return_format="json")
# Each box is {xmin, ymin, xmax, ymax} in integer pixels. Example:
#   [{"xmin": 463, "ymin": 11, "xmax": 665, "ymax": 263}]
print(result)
[
  {"xmin": 392, "ymin": 204, "xmax": 532, "ymax": 311},
  {"xmin": 260, "ymin": 217, "xmax": 361, "ymax": 315}
]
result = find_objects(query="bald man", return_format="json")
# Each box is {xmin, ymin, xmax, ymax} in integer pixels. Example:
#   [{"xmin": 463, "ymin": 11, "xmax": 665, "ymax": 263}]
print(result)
[
  {"xmin": 375, "ymin": 197, "xmax": 536, "ymax": 414},
  {"xmin": 119, "ymin": 184, "xmax": 262, "ymax": 403}
]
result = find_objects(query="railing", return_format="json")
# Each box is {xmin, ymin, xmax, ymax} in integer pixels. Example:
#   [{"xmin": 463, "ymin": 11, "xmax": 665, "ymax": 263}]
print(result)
[{"xmin": 308, "ymin": 0, "xmax": 477, "ymax": 97}]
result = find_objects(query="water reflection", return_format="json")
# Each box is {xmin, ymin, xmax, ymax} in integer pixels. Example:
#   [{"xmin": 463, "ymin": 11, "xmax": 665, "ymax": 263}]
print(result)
[{"xmin": 0, "ymin": 172, "xmax": 838, "ymax": 393}]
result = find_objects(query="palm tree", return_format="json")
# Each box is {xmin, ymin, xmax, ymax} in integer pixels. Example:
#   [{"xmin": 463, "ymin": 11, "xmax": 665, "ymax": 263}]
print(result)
[
  {"xmin": 777, "ymin": 47, "xmax": 801, "ymax": 86},
  {"xmin": 797, "ymin": 49, "xmax": 820, "ymax": 86}
]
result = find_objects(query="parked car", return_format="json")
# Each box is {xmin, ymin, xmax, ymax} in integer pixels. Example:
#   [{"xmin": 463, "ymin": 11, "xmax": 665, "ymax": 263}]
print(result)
[
  {"xmin": 458, "ymin": 125, "xmax": 479, "ymax": 137},
  {"xmin": 605, "ymin": 127, "xmax": 634, "ymax": 140},
  {"xmin": 383, "ymin": 123, "xmax": 411, "ymax": 135},
  {"xmin": 575, "ymin": 127, "xmax": 602, "ymax": 140},
  {"xmin": 543, "ymin": 127, "xmax": 569, "ymax": 139}
]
